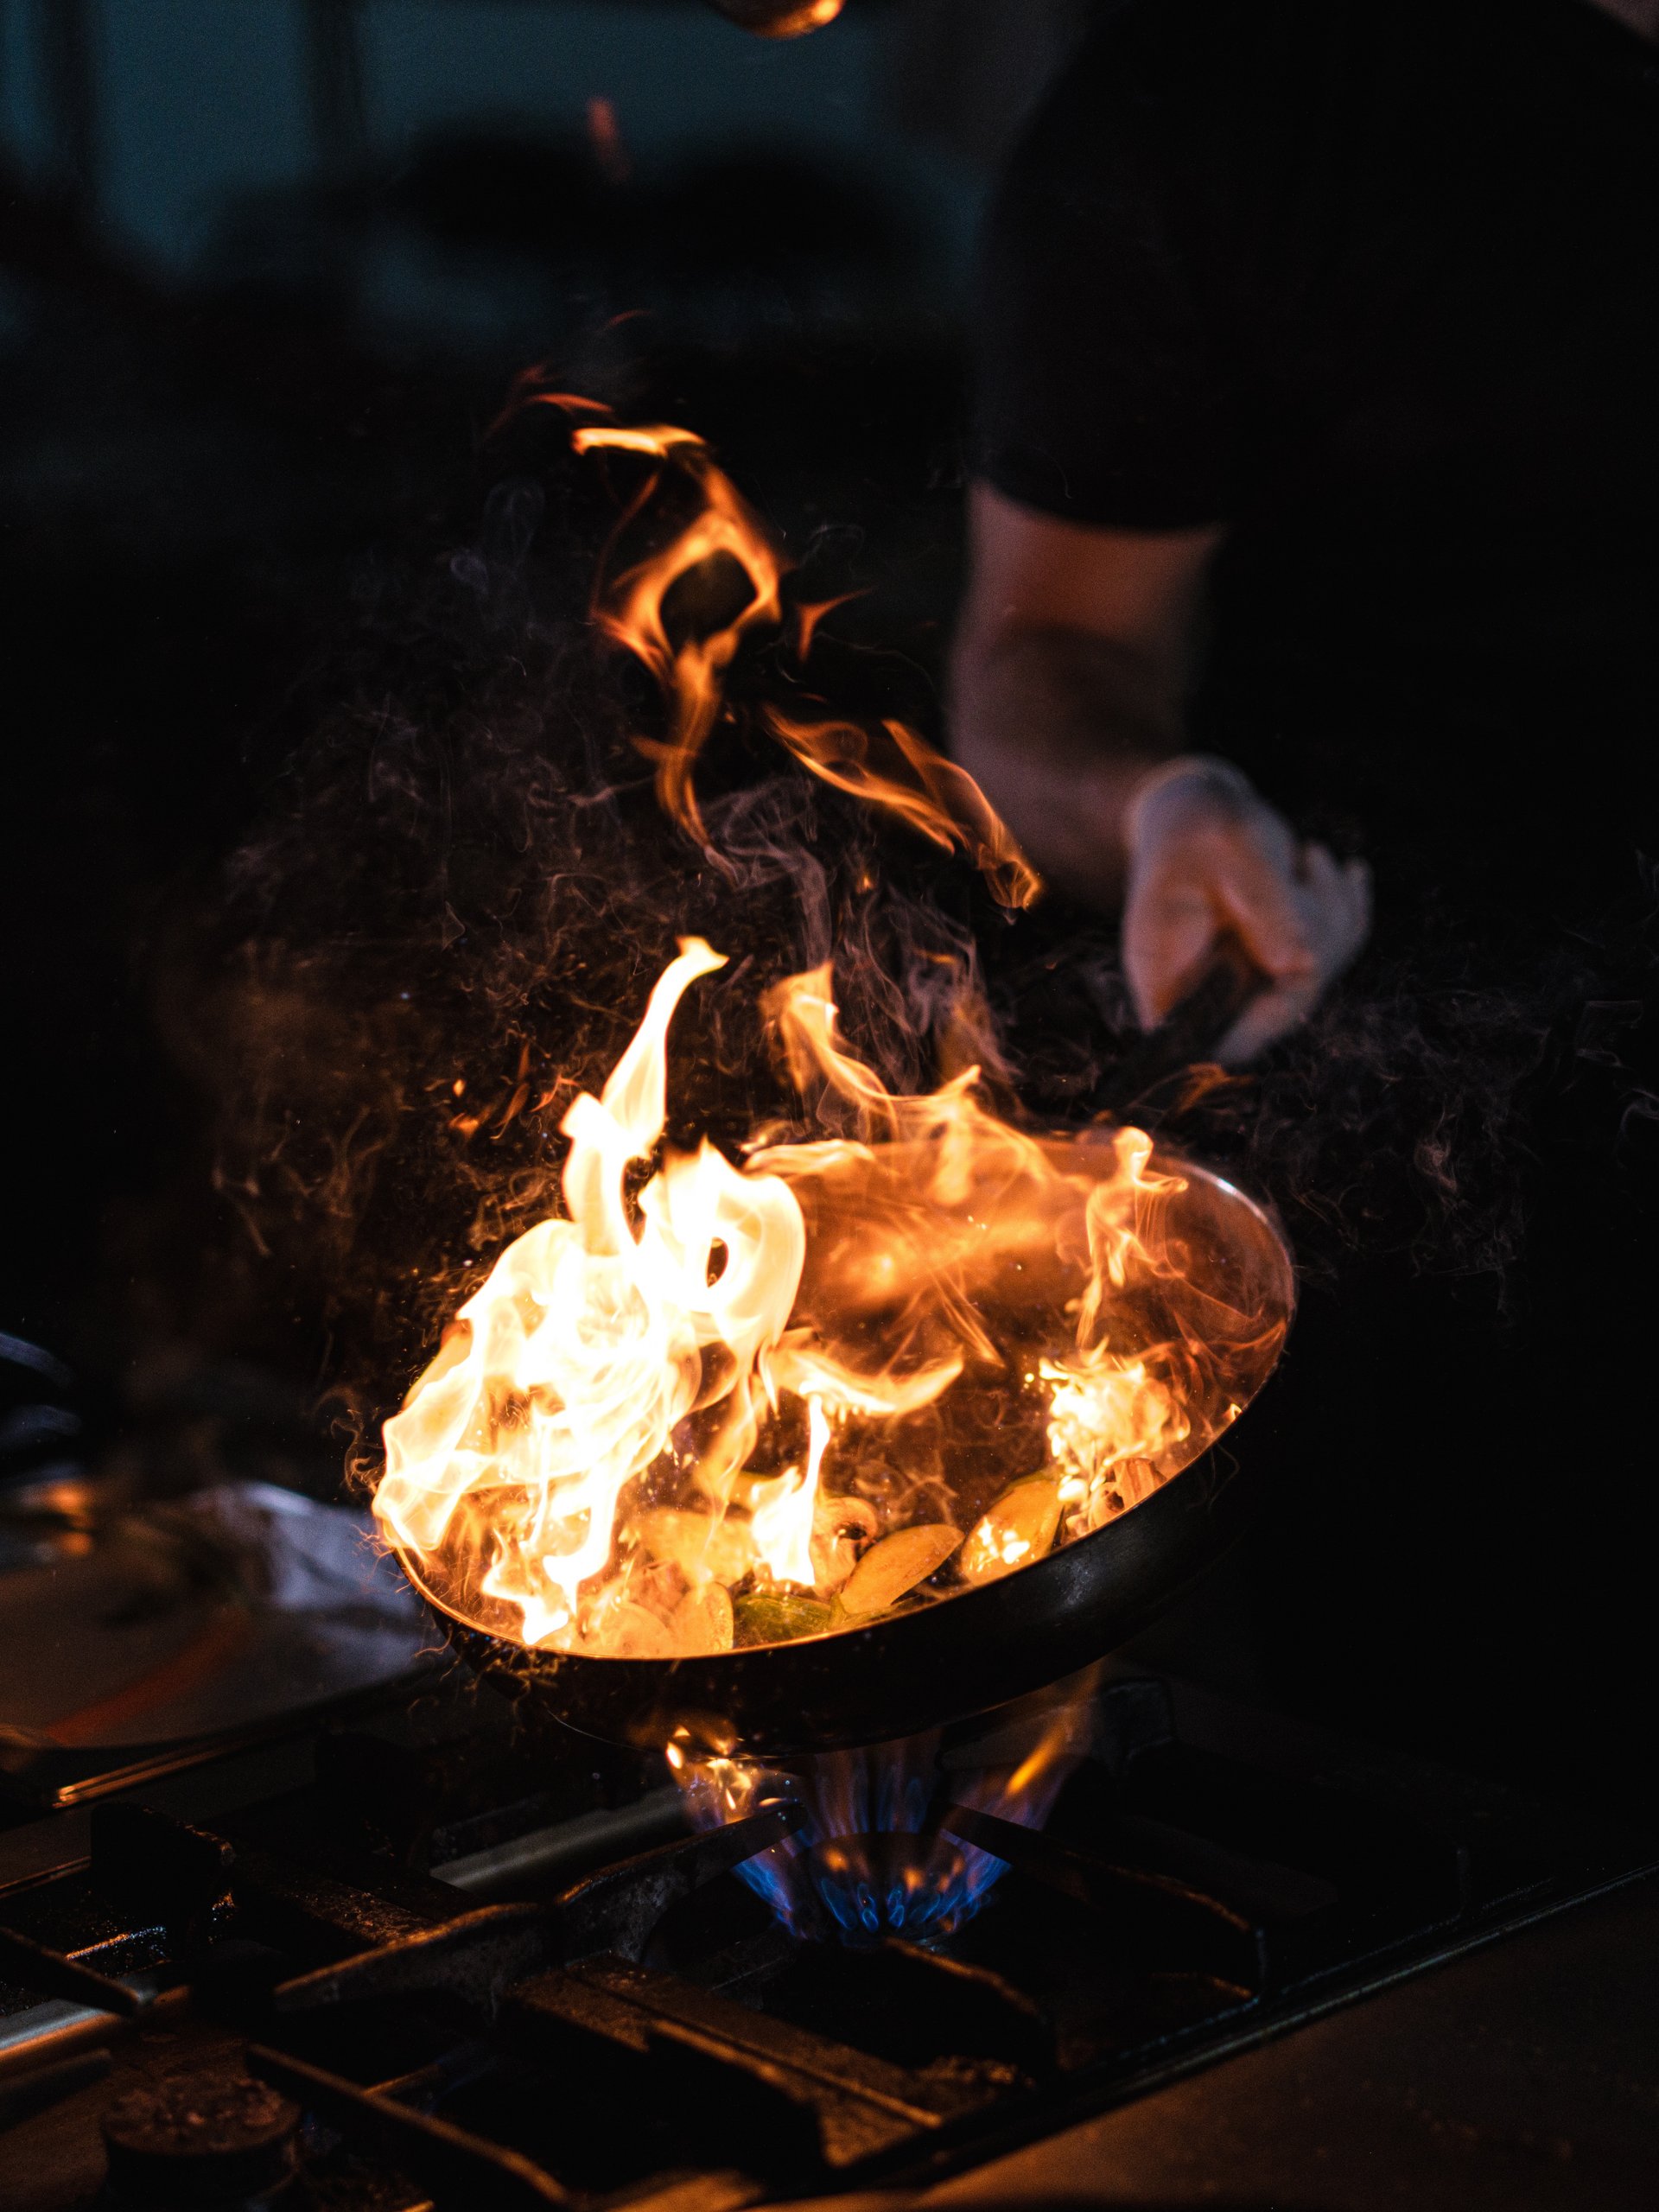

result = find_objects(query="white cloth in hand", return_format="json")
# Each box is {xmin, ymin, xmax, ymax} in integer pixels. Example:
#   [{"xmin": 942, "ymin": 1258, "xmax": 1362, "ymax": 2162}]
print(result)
[{"xmin": 1122, "ymin": 756, "xmax": 1371, "ymax": 1064}]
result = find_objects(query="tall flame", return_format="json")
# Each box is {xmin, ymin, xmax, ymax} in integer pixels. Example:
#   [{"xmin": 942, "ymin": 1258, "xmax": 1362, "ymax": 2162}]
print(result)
[
  {"xmin": 377, "ymin": 938, "xmax": 808, "ymax": 1649},
  {"xmin": 573, "ymin": 422, "xmax": 785, "ymax": 854},
  {"xmin": 750, "ymin": 1396, "xmax": 830, "ymax": 1587},
  {"xmin": 377, "ymin": 391, "xmax": 1286, "ymax": 1662},
  {"xmin": 564, "ymin": 412, "xmax": 1039, "ymax": 906}
]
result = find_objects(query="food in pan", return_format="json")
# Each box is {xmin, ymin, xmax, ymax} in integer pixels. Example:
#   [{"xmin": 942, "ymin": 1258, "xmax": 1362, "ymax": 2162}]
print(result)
[{"xmin": 376, "ymin": 943, "xmax": 1288, "ymax": 1656}]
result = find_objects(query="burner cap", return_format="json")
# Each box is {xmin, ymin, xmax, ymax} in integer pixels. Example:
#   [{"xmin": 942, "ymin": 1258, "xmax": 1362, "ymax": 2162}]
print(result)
[
  {"xmin": 102, "ymin": 2072, "xmax": 299, "ymax": 2208},
  {"xmin": 807, "ymin": 1829, "xmax": 969, "ymax": 1939}
]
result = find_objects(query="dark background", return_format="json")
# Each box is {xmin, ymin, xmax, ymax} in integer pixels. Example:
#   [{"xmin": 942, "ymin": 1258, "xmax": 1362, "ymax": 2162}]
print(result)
[
  {"xmin": 0, "ymin": 0, "xmax": 1089, "ymax": 1366},
  {"xmin": 4, "ymin": 1, "xmax": 1656, "ymax": 1829}
]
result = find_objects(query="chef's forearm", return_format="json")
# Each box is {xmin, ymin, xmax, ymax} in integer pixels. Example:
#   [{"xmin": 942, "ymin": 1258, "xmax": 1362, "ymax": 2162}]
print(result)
[{"xmin": 950, "ymin": 624, "xmax": 1184, "ymax": 906}]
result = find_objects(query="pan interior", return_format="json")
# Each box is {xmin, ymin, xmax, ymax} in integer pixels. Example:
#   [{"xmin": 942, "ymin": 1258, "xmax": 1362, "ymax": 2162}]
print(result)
[{"xmin": 388, "ymin": 1138, "xmax": 1293, "ymax": 1662}]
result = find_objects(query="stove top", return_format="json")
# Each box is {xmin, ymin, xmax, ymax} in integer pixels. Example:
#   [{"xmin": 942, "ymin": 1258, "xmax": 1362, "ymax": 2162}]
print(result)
[{"xmin": 0, "ymin": 1662, "xmax": 1650, "ymax": 2211}]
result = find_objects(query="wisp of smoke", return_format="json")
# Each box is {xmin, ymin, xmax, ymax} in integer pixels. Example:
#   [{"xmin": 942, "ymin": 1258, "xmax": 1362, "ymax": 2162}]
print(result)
[{"xmin": 167, "ymin": 426, "xmax": 1659, "ymax": 1468}]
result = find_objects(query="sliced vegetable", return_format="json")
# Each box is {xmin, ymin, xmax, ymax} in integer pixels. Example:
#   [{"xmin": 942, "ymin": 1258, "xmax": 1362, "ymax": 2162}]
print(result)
[
  {"xmin": 810, "ymin": 1494, "xmax": 881, "ymax": 1592},
  {"xmin": 670, "ymin": 1583, "xmax": 735, "ymax": 1656},
  {"xmin": 960, "ymin": 1475, "xmax": 1063, "ymax": 1586},
  {"xmin": 839, "ymin": 1523, "xmax": 962, "ymax": 1618},
  {"xmin": 732, "ymin": 1592, "xmax": 835, "ymax": 1647},
  {"xmin": 595, "ymin": 1602, "xmax": 679, "ymax": 1659},
  {"xmin": 637, "ymin": 1508, "xmax": 754, "ymax": 1587},
  {"xmin": 1115, "ymin": 1459, "xmax": 1160, "ymax": 1509}
]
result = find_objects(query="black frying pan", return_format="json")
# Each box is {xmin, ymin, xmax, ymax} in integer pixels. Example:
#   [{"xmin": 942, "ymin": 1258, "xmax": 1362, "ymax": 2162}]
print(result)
[{"xmin": 410, "ymin": 945, "xmax": 1293, "ymax": 1757}]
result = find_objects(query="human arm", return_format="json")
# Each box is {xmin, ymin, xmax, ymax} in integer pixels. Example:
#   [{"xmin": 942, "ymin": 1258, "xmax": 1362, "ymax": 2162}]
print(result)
[
  {"xmin": 950, "ymin": 484, "xmax": 1370, "ymax": 1061},
  {"xmin": 950, "ymin": 483, "xmax": 1216, "ymax": 906}
]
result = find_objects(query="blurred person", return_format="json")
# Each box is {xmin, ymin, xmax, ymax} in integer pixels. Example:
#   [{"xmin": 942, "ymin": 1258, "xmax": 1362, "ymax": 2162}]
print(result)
[
  {"xmin": 948, "ymin": 0, "xmax": 1659, "ymax": 1807},
  {"xmin": 953, "ymin": 0, "xmax": 1659, "ymax": 1050}
]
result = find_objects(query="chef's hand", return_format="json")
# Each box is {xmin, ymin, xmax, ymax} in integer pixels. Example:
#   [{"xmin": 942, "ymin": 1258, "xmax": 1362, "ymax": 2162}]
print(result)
[{"xmin": 1122, "ymin": 756, "xmax": 1371, "ymax": 1064}]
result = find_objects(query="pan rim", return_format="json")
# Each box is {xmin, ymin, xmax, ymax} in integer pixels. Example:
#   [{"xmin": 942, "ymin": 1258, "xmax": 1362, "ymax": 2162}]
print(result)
[{"xmin": 385, "ymin": 1146, "xmax": 1295, "ymax": 1696}]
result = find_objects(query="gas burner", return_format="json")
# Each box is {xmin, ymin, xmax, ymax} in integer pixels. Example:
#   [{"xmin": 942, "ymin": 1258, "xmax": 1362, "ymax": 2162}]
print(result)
[
  {"xmin": 0, "ymin": 1666, "xmax": 1652, "ymax": 2209},
  {"xmin": 805, "ymin": 1830, "xmax": 971, "ymax": 1940}
]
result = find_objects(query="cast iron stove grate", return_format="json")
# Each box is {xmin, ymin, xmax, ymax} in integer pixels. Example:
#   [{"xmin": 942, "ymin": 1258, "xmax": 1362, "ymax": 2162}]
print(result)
[{"xmin": 0, "ymin": 1672, "xmax": 1650, "ymax": 2210}]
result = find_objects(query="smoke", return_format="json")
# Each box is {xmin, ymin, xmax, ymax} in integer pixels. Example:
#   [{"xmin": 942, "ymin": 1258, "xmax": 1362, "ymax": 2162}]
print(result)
[
  {"xmin": 162, "ymin": 463, "xmax": 1010, "ymax": 1461},
  {"xmin": 164, "ymin": 432, "xmax": 1658, "ymax": 1471},
  {"xmin": 987, "ymin": 876, "xmax": 1659, "ymax": 1304}
]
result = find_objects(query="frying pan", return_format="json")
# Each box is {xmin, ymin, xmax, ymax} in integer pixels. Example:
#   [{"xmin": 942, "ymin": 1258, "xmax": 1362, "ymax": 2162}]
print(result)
[{"xmin": 413, "ymin": 945, "xmax": 1294, "ymax": 1756}]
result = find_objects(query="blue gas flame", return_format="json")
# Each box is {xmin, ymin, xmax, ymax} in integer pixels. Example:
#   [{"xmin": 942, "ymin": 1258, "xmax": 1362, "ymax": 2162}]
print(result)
[{"xmin": 677, "ymin": 1701, "xmax": 1088, "ymax": 1942}]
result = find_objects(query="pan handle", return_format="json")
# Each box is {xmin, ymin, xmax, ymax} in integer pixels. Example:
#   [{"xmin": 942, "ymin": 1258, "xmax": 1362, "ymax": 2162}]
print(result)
[{"xmin": 1092, "ymin": 932, "xmax": 1270, "ymax": 1128}]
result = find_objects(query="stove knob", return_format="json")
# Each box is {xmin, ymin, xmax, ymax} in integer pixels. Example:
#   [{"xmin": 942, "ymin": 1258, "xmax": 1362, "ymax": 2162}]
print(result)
[{"xmin": 102, "ymin": 2072, "xmax": 300, "ymax": 2208}]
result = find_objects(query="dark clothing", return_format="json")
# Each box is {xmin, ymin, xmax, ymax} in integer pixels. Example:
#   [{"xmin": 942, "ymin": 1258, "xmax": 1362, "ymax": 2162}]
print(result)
[
  {"xmin": 975, "ymin": 0, "xmax": 1659, "ymax": 1815},
  {"xmin": 976, "ymin": 0, "xmax": 1659, "ymax": 911}
]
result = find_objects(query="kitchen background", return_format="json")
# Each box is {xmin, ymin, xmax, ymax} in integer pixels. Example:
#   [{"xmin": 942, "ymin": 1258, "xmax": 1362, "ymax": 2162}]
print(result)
[{"xmin": 0, "ymin": 0, "xmax": 1090, "ymax": 1377}]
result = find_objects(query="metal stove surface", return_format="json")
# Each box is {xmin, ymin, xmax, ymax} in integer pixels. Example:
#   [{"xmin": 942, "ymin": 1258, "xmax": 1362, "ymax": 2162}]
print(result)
[{"xmin": 0, "ymin": 1665, "xmax": 1651, "ymax": 2212}]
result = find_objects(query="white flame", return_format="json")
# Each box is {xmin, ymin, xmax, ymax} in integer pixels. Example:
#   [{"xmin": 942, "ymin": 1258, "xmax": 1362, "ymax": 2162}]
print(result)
[{"xmin": 751, "ymin": 1396, "xmax": 830, "ymax": 1586}]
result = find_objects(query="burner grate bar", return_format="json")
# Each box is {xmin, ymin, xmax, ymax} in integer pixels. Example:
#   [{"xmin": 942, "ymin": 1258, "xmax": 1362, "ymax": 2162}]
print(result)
[
  {"xmin": 228, "ymin": 1841, "xmax": 456, "ymax": 1958},
  {"xmin": 0, "ymin": 2046, "xmax": 111, "ymax": 2134},
  {"xmin": 277, "ymin": 1897, "xmax": 559, "ymax": 2014},
  {"xmin": 572, "ymin": 1955, "xmax": 963, "ymax": 2128},
  {"xmin": 248, "ymin": 2042, "xmax": 570, "ymax": 2210},
  {"xmin": 0, "ymin": 1924, "xmax": 149, "ymax": 2019},
  {"xmin": 436, "ymin": 1789, "xmax": 688, "ymax": 1895},
  {"xmin": 87, "ymin": 1802, "xmax": 235, "ymax": 1933},
  {"xmin": 274, "ymin": 1804, "xmax": 804, "ymax": 2016},
  {"xmin": 507, "ymin": 1961, "xmax": 925, "ymax": 2172},
  {"xmin": 942, "ymin": 1802, "xmax": 1272, "ymax": 1992},
  {"xmin": 557, "ymin": 1803, "xmax": 804, "ymax": 1962}
]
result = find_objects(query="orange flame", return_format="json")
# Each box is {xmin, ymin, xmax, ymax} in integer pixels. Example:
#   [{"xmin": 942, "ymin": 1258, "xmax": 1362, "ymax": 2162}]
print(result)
[
  {"xmin": 747, "ymin": 0, "xmax": 845, "ymax": 35},
  {"xmin": 574, "ymin": 422, "xmax": 785, "ymax": 855},
  {"xmin": 569, "ymin": 415, "xmax": 1039, "ymax": 906},
  {"xmin": 760, "ymin": 709, "xmax": 1040, "ymax": 910},
  {"xmin": 378, "ymin": 389, "xmax": 1284, "ymax": 1662},
  {"xmin": 584, "ymin": 96, "xmax": 631, "ymax": 184},
  {"xmin": 374, "ymin": 945, "xmax": 1288, "ymax": 1659},
  {"xmin": 795, "ymin": 589, "xmax": 864, "ymax": 659},
  {"xmin": 709, "ymin": 0, "xmax": 844, "ymax": 36}
]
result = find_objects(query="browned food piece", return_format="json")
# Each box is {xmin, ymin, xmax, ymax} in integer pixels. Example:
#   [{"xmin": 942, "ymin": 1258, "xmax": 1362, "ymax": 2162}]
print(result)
[
  {"xmin": 637, "ymin": 1508, "xmax": 755, "ymax": 1587},
  {"xmin": 838, "ymin": 1523, "xmax": 962, "ymax": 1618},
  {"xmin": 960, "ymin": 1475, "xmax": 1064, "ymax": 1586},
  {"xmin": 810, "ymin": 1493, "xmax": 881, "ymax": 1591},
  {"xmin": 589, "ymin": 1601, "xmax": 681, "ymax": 1658},
  {"xmin": 1116, "ymin": 1459, "xmax": 1160, "ymax": 1508},
  {"xmin": 670, "ymin": 1583, "xmax": 735, "ymax": 1655}
]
